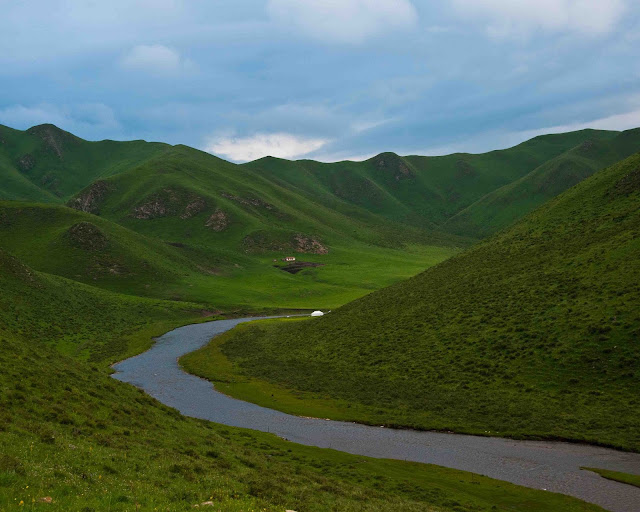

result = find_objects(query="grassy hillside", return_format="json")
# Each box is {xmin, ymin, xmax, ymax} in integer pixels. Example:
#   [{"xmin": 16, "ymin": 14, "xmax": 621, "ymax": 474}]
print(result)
[
  {"xmin": 244, "ymin": 128, "xmax": 639, "ymax": 234},
  {"xmin": 445, "ymin": 129, "xmax": 640, "ymax": 237},
  {"xmin": 0, "ymin": 123, "xmax": 167, "ymax": 201},
  {"xmin": 0, "ymin": 249, "xmax": 601, "ymax": 512},
  {"xmin": 185, "ymin": 153, "xmax": 640, "ymax": 451},
  {"xmin": 0, "ymin": 199, "xmax": 456, "ymax": 309},
  {"xmin": 3, "ymin": 123, "xmax": 640, "ymax": 309}
]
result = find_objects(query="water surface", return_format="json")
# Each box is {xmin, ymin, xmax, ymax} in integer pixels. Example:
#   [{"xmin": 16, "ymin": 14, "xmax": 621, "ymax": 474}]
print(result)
[{"xmin": 112, "ymin": 318, "xmax": 640, "ymax": 512}]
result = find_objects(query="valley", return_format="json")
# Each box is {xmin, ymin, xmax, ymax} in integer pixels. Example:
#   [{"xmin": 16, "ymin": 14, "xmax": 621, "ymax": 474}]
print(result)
[{"xmin": 1, "ymin": 122, "xmax": 639, "ymax": 511}]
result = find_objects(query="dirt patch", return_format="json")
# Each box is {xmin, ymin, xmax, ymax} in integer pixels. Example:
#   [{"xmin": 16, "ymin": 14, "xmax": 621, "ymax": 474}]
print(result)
[
  {"xmin": 17, "ymin": 154, "xmax": 35, "ymax": 172},
  {"xmin": 276, "ymin": 261, "xmax": 326, "ymax": 274},
  {"xmin": 67, "ymin": 180, "xmax": 113, "ymax": 215},
  {"xmin": 180, "ymin": 197, "xmax": 207, "ymax": 219},
  {"xmin": 205, "ymin": 209, "xmax": 230, "ymax": 231},
  {"xmin": 65, "ymin": 222, "xmax": 109, "ymax": 251},
  {"xmin": 293, "ymin": 234, "xmax": 329, "ymax": 254},
  {"xmin": 132, "ymin": 189, "xmax": 208, "ymax": 220},
  {"xmin": 243, "ymin": 232, "xmax": 329, "ymax": 254},
  {"xmin": 132, "ymin": 192, "xmax": 173, "ymax": 219},
  {"xmin": 221, "ymin": 192, "xmax": 275, "ymax": 210},
  {"xmin": 92, "ymin": 261, "xmax": 128, "ymax": 276}
]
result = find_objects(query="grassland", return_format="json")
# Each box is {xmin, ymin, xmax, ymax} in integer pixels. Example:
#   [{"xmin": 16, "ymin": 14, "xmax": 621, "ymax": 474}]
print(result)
[
  {"xmin": 0, "ymin": 249, "xmax": 604, "ymax": 511},
  {"xmin": 184, "ymin": 153, "xmax": 640, "ymax": 452},
  {"xmin": 2, "ymin": 123, "xmax": 640, "ymax": 310},
  {"xmin": 581, "ymin": 468, "xmax": 640, "ymax": 489}
]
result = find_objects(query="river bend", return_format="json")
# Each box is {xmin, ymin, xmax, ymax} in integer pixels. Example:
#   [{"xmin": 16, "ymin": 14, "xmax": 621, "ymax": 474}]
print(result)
[{"xmin": 112, "ymin": 318, "xmax": 640, "ymax": 512}]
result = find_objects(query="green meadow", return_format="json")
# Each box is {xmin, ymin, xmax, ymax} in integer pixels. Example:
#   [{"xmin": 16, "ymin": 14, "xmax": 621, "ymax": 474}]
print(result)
[
  {"xmin": 0, "ymin": 249, "xmax": 605, "ymax": 511},
  {"xmin": 1, "ymin": 121, "xmax": 639, "ymax": 509},
  {"xmin": 184, "ymin": 153, "xmax": 640, "ymax": 452}
]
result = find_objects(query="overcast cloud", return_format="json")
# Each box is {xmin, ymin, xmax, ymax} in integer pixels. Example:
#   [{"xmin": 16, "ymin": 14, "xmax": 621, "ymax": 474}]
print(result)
[{"xmin": 1, "ymin": 1, "xmax": 638, "ymax": 162}]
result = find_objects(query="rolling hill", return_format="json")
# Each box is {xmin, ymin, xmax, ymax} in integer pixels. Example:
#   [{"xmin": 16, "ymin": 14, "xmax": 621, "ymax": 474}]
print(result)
[
  {"xmin": 187, "ymin": 152, "xmax": 640, "ymax": 451},
  {"xmin": 0, "ymin": 248, "xmax": 600, "ymax": 511},
  {"xmin": 3, "ymin": 122, "xmax": 640, "ymax": 308}
]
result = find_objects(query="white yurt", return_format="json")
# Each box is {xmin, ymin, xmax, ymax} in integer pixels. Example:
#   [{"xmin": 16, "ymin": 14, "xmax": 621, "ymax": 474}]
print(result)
[{"xmin": 310, "ymin": 310, "xmax": 324, "ymax": 317}]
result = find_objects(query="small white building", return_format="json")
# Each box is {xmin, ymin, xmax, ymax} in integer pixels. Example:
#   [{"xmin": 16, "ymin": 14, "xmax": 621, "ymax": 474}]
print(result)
[
  {"xmin": 311, "ymin": 310, "xmax": 324, "ymax": 317},
  {"xmin": 282, "ymin": 256, "xmax": 296, "ymax": 262}
]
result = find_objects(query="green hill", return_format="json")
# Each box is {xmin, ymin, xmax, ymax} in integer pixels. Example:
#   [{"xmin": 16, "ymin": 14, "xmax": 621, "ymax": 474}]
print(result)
[
  {"xmin": 444, "ymin": 129, "xmax": 640, "ymax": 237},
  {"xmin": 187, "ymin": 153, "xmax": 640, "ymax": 451},
  {"xmin": 0, "ymin": 123, "xmax": 166, "ymax": 201},
  {"xmin": 0, "ymin": 249, "xmax": 599, "ymax": 511},
  {"xmin": 3, "ymin": 123, "xmax": 640, "ymax": 309}
]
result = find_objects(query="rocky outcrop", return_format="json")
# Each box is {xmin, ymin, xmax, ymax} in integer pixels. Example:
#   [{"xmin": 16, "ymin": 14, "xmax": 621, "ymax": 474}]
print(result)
[
  {"xmin": 131, "ymin": 189, "xmax": 208, "ymax": 220},
  {"xmin": 221, "ymin": 192, "xmax": 276, "ymax": 210},
  {"xmin": 205, "ymin": 209, "xmax": 229, "ymax": 231},
  {"xmin": 243, "ymin": 231, "xmax": 329, "ymax": 254},
  {"xmin": 372, "ymin": 153, "xmax": 415, "ymax": 181},
  {"xmin": 17, "ymin": 154, "xmax": 35, "ymax": 172},
  {"xmin": 180, "ymin": 197, "xmax": 207, "ymax": 219},
  {"xmin": 65, "ymin": 222, "xmax": 109, "ymax": 251},
  {"xmin": 293, "ymin": 234, "xmax": 329, "ymax": 254},
  {"xmin": 67, "ymin": 181, "xmax": 112, "ymax": 214},
  {"xmin": 26, "ymin": 124, "xmax": 74, "ymax": 159}
]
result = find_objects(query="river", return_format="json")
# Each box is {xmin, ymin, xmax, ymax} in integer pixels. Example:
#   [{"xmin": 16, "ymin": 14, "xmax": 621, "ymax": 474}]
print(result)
[{"xmin": 111, "ymin": 317, "xmax": 640, "ymax": 512}]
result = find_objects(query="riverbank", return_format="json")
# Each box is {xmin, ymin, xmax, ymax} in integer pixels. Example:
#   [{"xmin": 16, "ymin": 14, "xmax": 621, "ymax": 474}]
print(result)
[{"xmin": 114, "ymin": 318, "xmax": 640, "ymax": 512}]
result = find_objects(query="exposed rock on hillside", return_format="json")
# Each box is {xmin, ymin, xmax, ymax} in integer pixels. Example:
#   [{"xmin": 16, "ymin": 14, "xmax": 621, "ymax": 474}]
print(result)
[
  {"xmin": 372, "ymin": 153, "xmax": 414, "ymax": 181},
  {"xmin": 17, "ymin": 154, "xmax": 35, "ymax": 172},
  {"xmin": 180, "ymin": 197, "xmax": 207, "ymax": 219},
  {"xmin": 131, "ymin": 189, "xmax": 208, "ymax": 220},
  {"xmin": 243, "ymin": 231, "xmax": 328, "ymax": 254},
  {"xmin": 68, "ymin": 181, "xmax": 112, "ymax": 214},
  {"xmin": 221, "ymin": 192, "xmax": 275, "ymax": 210},
  {"xmin": 65, "ymin": 222, "xmax": 109, "ymax": 251},
  {"xmin": 205, "ymin": 209, "xmax": 229, "ymax": 231},
  {"xmin": 26, "ymin": 124, "xmax": 76, "ymax": 159},
  {"xmin": 293, "ymin": 234, "xmax": 329, "ymax": 254}
]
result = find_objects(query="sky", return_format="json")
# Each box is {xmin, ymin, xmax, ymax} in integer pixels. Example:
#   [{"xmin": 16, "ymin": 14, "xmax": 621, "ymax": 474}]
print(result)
[{"xmin": 1, "ymin": 0, "xmax": 639, "ymax": 162}]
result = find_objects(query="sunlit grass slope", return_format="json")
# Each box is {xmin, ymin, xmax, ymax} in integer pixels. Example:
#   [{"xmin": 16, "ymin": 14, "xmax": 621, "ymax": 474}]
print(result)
[
  {"xmin": 199, "ymin": 153, "xmax": 640, "ymax": 451},
  {"xmin": 0, "ymin": 249, "xmax": 601, "ymax": 511},
  {"xmin": 0, "ymin": 200, "xmax": 456, "ymax": 309}
]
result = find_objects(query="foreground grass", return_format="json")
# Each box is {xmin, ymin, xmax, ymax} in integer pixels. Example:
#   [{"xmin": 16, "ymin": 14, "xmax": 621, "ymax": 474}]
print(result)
[
  {"xmin": 0, "ymin": 249, "xmax": 604, "ymax": 511},
  {"xmin": 188, "ymin": 155, "xmax": 640, "ymax": 452},
  {"xmin": 581, "ymin": 468, "xmax": 640, "ymax": 489}
]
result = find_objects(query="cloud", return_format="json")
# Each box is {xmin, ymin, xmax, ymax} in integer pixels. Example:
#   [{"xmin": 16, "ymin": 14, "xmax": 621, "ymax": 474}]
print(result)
[
  {"xmin": 205, "ymin": 133, "xmax": 330, "ymax": 162},
  {"xmin": 450, "ymin": 0, "xmax": 626, "ymax": 36},
  {"xmin": 267, "ymin": 0, "xmax": 418, "ymax": 43},
  {"xmin": 120, "ymin": 44, "xmax": 191, "ymax": 74}
]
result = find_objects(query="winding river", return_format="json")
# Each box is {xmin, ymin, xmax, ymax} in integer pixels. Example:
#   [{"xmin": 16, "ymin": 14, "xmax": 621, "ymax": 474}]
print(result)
[{"xmin": 112, "ymin": 317, "xmax": 640, "ymax": 512}]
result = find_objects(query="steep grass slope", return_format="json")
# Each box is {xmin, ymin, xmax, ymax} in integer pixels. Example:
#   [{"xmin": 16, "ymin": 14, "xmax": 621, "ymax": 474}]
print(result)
[
  {"xmin": 0, "ymin": 123, "xmax": 167, "ymax": 201},
  {"xmin": 0, "ymin": 249, "xmax": 599, "ymax": 511},
  {"xmin": 203, "ymin": 153, "xmax": 640, "ymax": 451},
  {"xmin": 243, "ymin": 129, "xmax": 640, "ymax": 234},
  {"xmin": 445, "ymin": 129, "xmax": 640, "ymax": 237}
]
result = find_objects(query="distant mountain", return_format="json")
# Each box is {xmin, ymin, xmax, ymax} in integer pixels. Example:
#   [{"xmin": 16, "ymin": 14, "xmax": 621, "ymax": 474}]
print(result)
[
  {"xmin": 2, "ymin": 122, "xmax": 640, "ymax": 309},
  {"xmin": 217, "ymin": 152, "xmax": 640, "ymax": 451}
]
